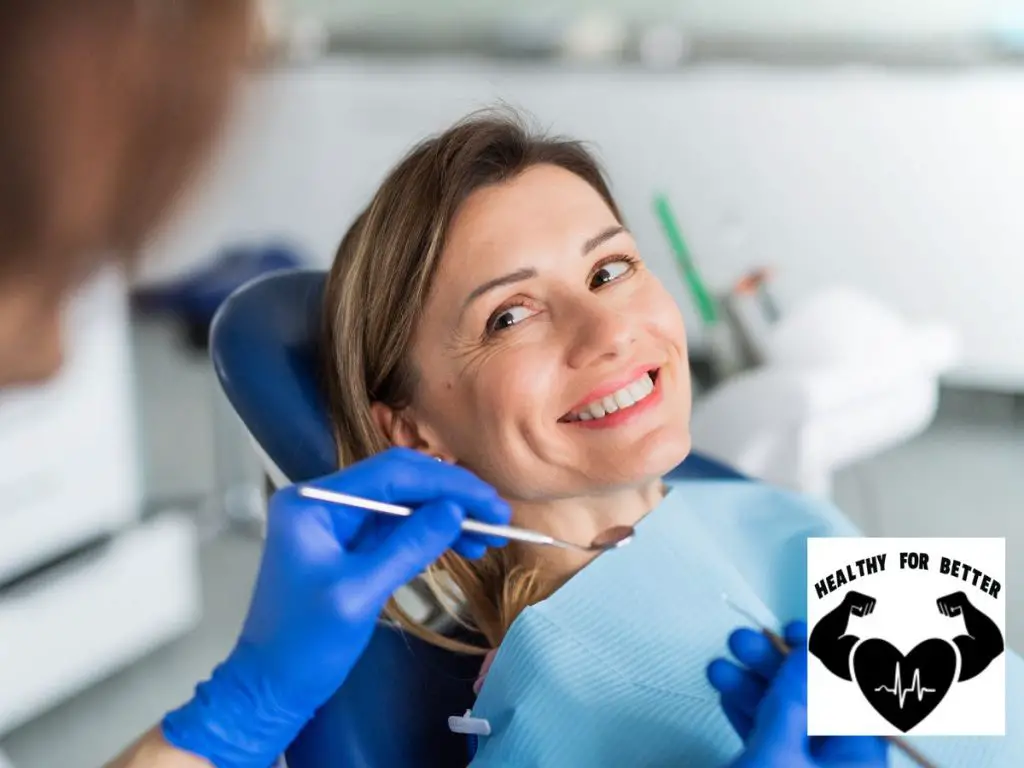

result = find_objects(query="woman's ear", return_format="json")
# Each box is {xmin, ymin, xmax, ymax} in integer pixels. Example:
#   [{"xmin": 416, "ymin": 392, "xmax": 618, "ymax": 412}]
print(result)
[
  {"xmin": 370, "ymin": 401, "xmax": 451, "ymax": 461},
  {"xmin": 370, "ymin": 401, "xmax": 418, "ymax": 449}
]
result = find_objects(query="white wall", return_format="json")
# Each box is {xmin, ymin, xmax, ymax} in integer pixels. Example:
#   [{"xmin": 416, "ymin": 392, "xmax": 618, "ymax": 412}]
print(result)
[{"xmin": 140, "ymin": 59, "xmax": 1024, "ymax": 391}]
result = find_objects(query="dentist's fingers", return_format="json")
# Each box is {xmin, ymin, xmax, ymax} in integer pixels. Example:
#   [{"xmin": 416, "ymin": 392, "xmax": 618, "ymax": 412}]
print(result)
[
  {"xmin": 349, "ymin": 500, "xmax": 468, "ymax": 602},
  {"xmin": 348, "ymin": 513, "xmax": 403, "ymax": 555},
  {"xmin": 307, "ymin": 448, "xmax": 512, "ymax": 544},
  {"xmin": 707, "ymin": 658, "xmax": 769, "ymax": 738},
  {"xmin": 707, "ymin": 659, "xmax": 769, "ymax": 712},
  {"xmin": 348, "ymin": 508, "xmax": 505, "ymax": 561},
  {"xmin": 463, "ymin": 532, "xmax": 510, "ymax": 549},
  {"xmin": 784, "ymin": 620, "xmax": 808, "ymax": 649},
  {"xmin": 721, "ymin": 700, "xmax": 755, "ymax": 742},
  {"xmin": 345, "ymin": 448, "xmax": 511, "ymax": 519},
  {"xmin": 747, "ymin": 651, "xmax": 810, "ymax": 755},
  {"xmin": 453, "ymin": 537, "xmax": 489, "ymax": 561},
  {"xmin": 728, "ymin": 627, "xmax": 786, "ymax": 681},
  {"xmin": 812, "ymin": 734, "xmax": 889, "ymax": 764}
]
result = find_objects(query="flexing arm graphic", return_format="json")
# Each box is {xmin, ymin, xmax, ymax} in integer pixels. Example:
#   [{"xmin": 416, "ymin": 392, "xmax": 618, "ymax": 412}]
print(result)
[
  {"xmin": 808, "ymin": 591, "xmax": 877, "ymax": 681},
  {"xmin": 808, "ymin": 590, "xmax": 1003, "ymax": 683},
  {"xmin": 935, "ymin": 591, "xmax": 1004, "ymax": 682}
]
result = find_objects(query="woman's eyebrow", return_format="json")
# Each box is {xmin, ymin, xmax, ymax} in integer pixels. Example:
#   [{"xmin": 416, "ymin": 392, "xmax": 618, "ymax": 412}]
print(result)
[
  {"xmin": 462, "ymin": 267, "xmax": 537, "ymax": 312},
  {"xmin": 459, "ymin": 225, "xmax": 628, "ymax": 316},
  {"xmin": 583, "ymin": 225, "xmax": 627, "ymax": 255}
]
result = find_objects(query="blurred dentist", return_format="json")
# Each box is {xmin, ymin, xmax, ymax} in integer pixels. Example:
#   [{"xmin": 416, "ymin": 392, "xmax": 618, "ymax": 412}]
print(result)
[{"xmin": 0, "ymin": 3, "xmax": 873, "ymax": 767}]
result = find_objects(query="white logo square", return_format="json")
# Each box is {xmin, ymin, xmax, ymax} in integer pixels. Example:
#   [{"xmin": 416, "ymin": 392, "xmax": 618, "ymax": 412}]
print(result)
[{"xmin": 807, "ymin": 537, "xmax": 1005, "ymax": 737}]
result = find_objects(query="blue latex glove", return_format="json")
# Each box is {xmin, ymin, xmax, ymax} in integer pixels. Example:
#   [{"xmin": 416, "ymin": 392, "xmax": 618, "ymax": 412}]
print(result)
[
  {"xmin": 708, "ymin": 621, "xmax": 888, "ymax": 768},
  {"xmin": 708, "ymin": 621, "xmax": 808, "ymax": 740},
  {"xmin": 162, "ymin": 447, "xmax": 511, "ymax": 768}
]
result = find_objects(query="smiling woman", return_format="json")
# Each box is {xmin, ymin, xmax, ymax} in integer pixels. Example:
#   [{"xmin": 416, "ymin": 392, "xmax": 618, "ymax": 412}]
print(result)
[
  {"xmin": 320, "ymin": 108, "xmax": 693, "ymax": 653},
  {"xmin": 313, "ymin": 107, "xmax": 1024, "ymax": 768}
]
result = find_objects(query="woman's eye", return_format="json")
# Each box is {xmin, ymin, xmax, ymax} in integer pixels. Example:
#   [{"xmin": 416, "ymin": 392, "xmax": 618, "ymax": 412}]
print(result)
[
  {"xmin": 590, "ymin": 257, "xmax": 634, "ymax": 288},
  {"xmin": 488, "ymin": 304, "xmax": 534, "ymax": 333}
]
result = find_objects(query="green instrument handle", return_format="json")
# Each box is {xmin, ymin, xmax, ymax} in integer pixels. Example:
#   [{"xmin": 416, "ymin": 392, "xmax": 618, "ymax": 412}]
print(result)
[{"xmin": 653, "ymin": 195, "xmax": 718, "ymax": 326}]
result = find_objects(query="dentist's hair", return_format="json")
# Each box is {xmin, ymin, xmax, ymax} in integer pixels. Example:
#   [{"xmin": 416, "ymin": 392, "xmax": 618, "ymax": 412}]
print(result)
[
  {"xmin": 0, "ymin": 0, "xmax": 252, "ymax": 287},
  {"xmin": 322, "ymin": 108, "xmax": 623, "ymax": 653}
]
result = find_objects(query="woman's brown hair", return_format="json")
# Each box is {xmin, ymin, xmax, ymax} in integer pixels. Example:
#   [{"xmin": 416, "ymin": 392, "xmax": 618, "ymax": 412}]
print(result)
[
  {"xmin": 321, "ymin": 108, "xmax": 624, "ymax": 653},
  {"xmin": 0, "ymin": 0, "xmax": 253, "ymax": 287}
]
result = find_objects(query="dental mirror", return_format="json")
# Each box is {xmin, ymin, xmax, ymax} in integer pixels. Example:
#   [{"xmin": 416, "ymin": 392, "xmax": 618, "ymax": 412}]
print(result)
[{"xmin": 297, "ymin": 486, "xmax": 635, "ymax": 554}]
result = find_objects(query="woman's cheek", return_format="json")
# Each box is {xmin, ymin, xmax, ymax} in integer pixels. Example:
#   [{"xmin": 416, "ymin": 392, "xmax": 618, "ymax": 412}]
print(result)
[
  {"xmin": 644, "ymin": 282, "xmax": 688, "ymax": 342},
  {"xmin": 489, "ymin": 350, "xmax": 561, "ymax": 418}
]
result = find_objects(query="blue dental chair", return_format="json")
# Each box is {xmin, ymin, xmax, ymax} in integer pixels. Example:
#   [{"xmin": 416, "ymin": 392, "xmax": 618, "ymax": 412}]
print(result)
[{"xmin": 209, "ymin": 269, "xmax": 748, "ymax": 768}]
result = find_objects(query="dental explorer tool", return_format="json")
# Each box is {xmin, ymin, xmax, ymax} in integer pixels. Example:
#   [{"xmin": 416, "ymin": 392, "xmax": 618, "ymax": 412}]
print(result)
[{"xmin": 297, "ymin": 486, "xmax": 635, "ymax": 553}]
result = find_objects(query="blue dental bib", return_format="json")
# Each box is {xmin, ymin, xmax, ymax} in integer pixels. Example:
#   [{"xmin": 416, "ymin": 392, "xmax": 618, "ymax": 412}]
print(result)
[{"xmin": 467, "ymin": 480, "xmax": 1022, "ymax": 767}]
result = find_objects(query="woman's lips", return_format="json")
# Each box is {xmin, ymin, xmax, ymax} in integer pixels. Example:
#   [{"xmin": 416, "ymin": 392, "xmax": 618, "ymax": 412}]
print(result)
[
  {"xmin": 564, "ymin": 365, "xmax": 660, "ymax": 415},
  {"xmin": 560, "ymin": 369, "xmax": 662, "ymax": 428}
]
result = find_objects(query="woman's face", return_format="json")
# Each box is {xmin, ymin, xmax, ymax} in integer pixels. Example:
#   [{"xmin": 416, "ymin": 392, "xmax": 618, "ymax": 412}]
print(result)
[{"xmin": 402, "ymin": 163, "xmax": 691, "ymax": 501}]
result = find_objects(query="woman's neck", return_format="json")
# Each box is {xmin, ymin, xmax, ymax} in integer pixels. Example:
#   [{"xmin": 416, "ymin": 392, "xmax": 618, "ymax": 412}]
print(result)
[{"xmin": 510, "ymin": 479, "xmax": 667, "ymax": 581}]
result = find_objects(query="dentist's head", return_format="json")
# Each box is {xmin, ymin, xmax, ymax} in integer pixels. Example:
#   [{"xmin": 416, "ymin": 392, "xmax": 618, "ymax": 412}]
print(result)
[
  {"xmin": 322, "ymin": 110, "xmax": 693, "ymax": 647},
  {"xmin": 0, "ymin": 0, "xmax": 252, "ymax": 386}
]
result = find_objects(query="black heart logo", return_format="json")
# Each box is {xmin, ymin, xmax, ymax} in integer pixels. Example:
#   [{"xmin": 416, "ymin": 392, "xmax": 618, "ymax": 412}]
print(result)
[{"xmin": 852, "ymin": 638, "xmax": 957, "ymax": 732}]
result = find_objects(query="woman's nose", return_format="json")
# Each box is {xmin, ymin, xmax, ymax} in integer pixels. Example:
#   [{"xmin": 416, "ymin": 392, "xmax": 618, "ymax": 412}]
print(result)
[{"xmin": 564, "ymin": 300, "xmax": 635, "ymax": 370}]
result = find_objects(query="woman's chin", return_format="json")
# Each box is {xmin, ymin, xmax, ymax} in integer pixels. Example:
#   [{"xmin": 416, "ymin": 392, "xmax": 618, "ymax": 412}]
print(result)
[
  {"xmin": 642, "ymin": 428, "xmax": 692, "ymax": 477},
  {"xmin": 584, "ymin": 428, "xmax": 692, "ymax": 488},
  {"xmin": 505, "ymin": 425, "xmax": 693, "ymax": 500}
]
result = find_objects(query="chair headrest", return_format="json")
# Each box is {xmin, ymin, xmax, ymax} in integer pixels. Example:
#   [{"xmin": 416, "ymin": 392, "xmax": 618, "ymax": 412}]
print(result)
[{"xmin": 210, "ymin": 269, "xmax": 336, "ymax": 483}]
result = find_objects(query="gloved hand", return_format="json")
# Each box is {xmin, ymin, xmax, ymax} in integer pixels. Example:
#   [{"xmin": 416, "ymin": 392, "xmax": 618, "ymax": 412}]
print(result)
[
  {"xmin": 708, "ymin": 620, "xmax": 807, "ymax": 740},
  {"xmin": 708, "ymin": 621, "xmax": 888, "ymax": 768},
  {"xmin": 161, "ymin": 447, "xmax": 511, "ymax": 768}
]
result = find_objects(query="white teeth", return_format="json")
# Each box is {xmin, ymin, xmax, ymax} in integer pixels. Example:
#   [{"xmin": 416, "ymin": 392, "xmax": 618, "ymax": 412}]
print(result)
[
  {"xmin": 566, "ymin": 371, "xmax": 657, "ymax": 422},
  {"xmin": 627, "ymin": 378, "xmax": 651, "ymax": 401}
]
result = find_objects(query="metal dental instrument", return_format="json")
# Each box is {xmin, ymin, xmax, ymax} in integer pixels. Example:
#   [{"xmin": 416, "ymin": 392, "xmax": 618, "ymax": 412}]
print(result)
[
  {"xmin": 720, "ymin": 594, "xmax": 939, "ymax": 768},
  {"xmin": 722, "ymin": 594, "xmax": 791, "ymax": 656},
  {"xmin": 298, "ymin": 486, "xmax": 635, "ymax": 553}
]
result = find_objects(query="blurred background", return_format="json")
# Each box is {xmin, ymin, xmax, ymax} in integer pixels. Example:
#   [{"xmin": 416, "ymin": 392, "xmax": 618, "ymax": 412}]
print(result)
[{"xmin": 3, "ymin": 1, "xmax": 1024, "ymax": 765}]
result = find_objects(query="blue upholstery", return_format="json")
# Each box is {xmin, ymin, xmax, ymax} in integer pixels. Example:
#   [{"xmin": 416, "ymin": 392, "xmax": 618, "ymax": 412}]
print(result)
[
  {"xmin": 210, "ymin": 269, "xmax": 335, "ymax": 484},
  {"xmin": 209, "ymin": 269, "xmax": 747, "ymax": 768},
  {"xmin": 286, "ymin": 625, "xmax": 487, "ymax": 768}
]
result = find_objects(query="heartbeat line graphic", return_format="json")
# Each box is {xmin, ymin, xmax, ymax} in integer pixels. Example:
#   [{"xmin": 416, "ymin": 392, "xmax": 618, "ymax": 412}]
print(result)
[{"xmin": 874, "ymin": 662, "xmax": 936, "ymax": 709}]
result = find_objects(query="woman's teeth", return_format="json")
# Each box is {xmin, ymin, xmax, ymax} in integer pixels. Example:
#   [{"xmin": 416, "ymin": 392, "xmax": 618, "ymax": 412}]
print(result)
[{"xmin": 566, "ymin": 372, "xmax": 656, "ymax": 422}]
